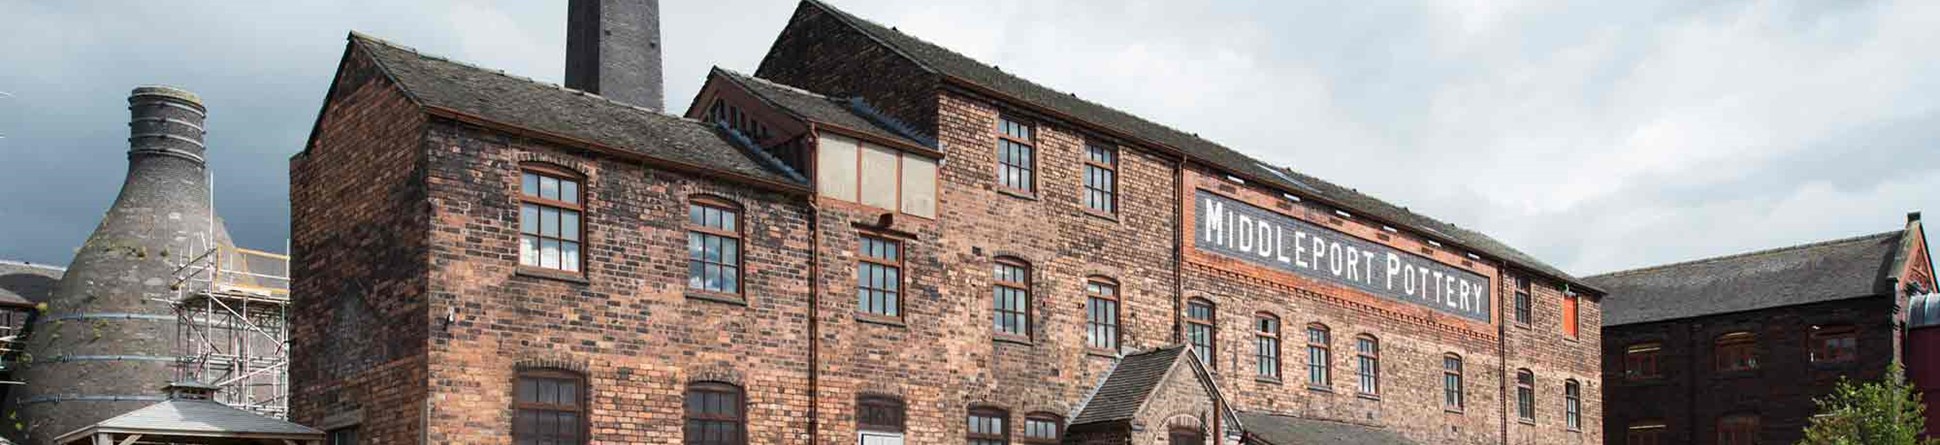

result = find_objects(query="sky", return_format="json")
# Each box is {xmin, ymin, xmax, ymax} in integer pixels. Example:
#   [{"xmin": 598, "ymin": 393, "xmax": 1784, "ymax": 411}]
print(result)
[{"xmin": 2, "ymin": 0, "xmax": 1935, "ymax": 278}]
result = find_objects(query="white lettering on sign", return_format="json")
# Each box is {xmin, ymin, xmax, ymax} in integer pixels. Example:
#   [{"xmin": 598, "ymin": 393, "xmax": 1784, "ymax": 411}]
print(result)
[{"xmin": 1196, "ymin": 190, "xmax": 1492, "ymax": 322}]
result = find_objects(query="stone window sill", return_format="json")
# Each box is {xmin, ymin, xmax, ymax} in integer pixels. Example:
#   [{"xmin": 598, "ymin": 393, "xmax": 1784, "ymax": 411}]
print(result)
[
  {"xmin": 515, "ymin": 266, "xmax": 589, "ymax": 284},
  {"xmin": 995, "ymin": 187, "xmax": 1039, "ymax": 201},
  {"xmin": 994, "ymin": 334, "xmax": 1034, "ymax": 346},
  {"xmin": 855, "ymin": 313, "xmax": 907, "ymax": 328},
  {"xmin": 685, "ymin": 291, "xmax": 747, "ymax": 306}
]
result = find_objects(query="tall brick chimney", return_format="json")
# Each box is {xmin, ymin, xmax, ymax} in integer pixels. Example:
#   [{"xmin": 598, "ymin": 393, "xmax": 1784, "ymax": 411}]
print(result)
[{"xmin": 566, "ymin": 0, "xmax": 663, "ymax": 110}]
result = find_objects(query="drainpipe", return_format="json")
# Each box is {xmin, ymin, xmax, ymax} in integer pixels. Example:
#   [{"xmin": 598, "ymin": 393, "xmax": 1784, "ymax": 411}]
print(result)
[
  {"xmin": 1173, "ymin": 153, "xmax": 1188, "ymax": 344},
  {"xmin": 805, "ymin": 126, "xmax": 823, "ymax": 444},
  {"xmin": 1497, "ymin": 274, "xmax": 1510, "ymax": 445}
]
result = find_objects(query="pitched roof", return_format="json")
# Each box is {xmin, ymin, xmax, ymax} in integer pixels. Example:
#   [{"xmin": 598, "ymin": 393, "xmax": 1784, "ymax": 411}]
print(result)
[
  {"xmin": 53, "ymin": 399, "xmax": 322, "ymax": 443},
  {"xmin": 710, "ymin": 68, "xmax": 931, "ymax": 149},
  {"xmin": 1071, "ymin": 346, "xmax": 1186, "ymax": 426},
  {"xmin": 0, "ymin": 260, "xmax": 63, "ymax": 307},
  {"xmin": 345, "ymin": 33, "xmax": 802, "ymax": 188},
  {"xmin": 1239, "ymin": 412, "xmax": 1418, "ymax": 445},
  {"xmin": 1588, "ymin": 231, "xmax": 1907, "ymax": 326},
  {"xmin": 793, "ymin": 0, "xmax": 1593, "ymax": 292}
]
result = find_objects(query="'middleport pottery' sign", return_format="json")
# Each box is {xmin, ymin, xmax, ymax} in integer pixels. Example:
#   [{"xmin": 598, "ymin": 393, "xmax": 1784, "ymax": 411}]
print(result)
[{"xmin": 1195, "ymin": 190, "xmax": 1492, "ymax": 322}]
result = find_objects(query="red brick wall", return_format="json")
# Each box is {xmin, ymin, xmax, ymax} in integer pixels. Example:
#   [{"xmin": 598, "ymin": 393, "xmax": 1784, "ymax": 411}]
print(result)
[
  {"xmin": 289, "ymin": 44, "xmax": 433, "ymax": 442},
  {"xmin": 416, "ymin": 120, "xmax": 816, "ymax": 444},
  {"xmin": 754, "ymin": 2, "xmax": 939, "ymax": 137},
  {"xmin": 1132, "ymin": 362, "xmax": 1216, "ymax": 445},
  {"xmin": 1602, "ymin": 297, "xmax": 1895, "ymax": 445}
]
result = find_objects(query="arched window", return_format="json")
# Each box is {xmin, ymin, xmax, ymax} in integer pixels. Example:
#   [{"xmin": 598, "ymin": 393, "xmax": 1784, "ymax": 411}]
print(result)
[
  {"xmin": 687, "ymin": 196, "xmax": 743, "ymax": 296},
  {"xmin": 1442, "ymin": 354, "xmax": 1464, "ymax": 411},
  {"xmin": 1716, "ymin": 331, "xmax": 1758, "ymax": 371},
  {"xmin": 1305, "ymin": 324, "xmax": 1331, "ymax": 387},
  {"xmin": 513, "ymin": 368, "xmax": 585, "ymax": 445},
  {"xmin": 1565, "ymin": 379, "xmax": 1582, "ymax": 430},
  {"xmin": 1168, "ymin": 425, "xmax": 1204, "ymax": 444},
  {"xmin": 1625, "ymin": 342, "xmax": 1663, "ymax": 380},
  {"xmin": 1515, "ymin": 369, "xmax": 1535, "ymax": 422},
  {"xmin": 1626, "ymin": 421, "xmax": 1666, "ymax": 445},
  {"xmin": 992, "ymin": 257, "xmax": 1032, "ymax": 337},
  {"xmin": 967, "ymin": 407, "xmax": 1009, "ymax": 445},
  {"xmin": 1085, "ymin": 277, "xmax": 1120, "ymax": 350},
  {"xmin": 1255, "ymin": 313, "xmax": 1281, "ymax": 379},
  {"xmin": 1186, "ymin": 298, "xmax": 1216, "ymax": 367},
  {"xmin": 1354, "ymin": 335, "xmax": 1379, "ymax": 396},
  {"xmin": 1809, "ymin": 325, "xmax": 1857, "ymax": 363},
  {"xmin": 684, "ymin": 382, "xmax": 745, "ymax": 445},
  {"xmin": 519, "ymin": 164, "xmax": 585, "ymax": 273},
  {"xmin": 857, "ymin": 395, "xmax": 905, "ymax": 433},
  {"xmin": 1718, "ymin": 413, "xmax": 1758, "ymax": 445},
  {"xmin": 1021, "ymin": 412, "xmax": 1062, "ymax": 444}
]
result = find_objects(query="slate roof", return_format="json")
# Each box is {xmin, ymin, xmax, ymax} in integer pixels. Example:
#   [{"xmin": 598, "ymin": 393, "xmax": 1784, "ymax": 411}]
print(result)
[
  {"xmin": 1071, "ymin": 346, "xmax": 1187, "ymax": 426},
  {"xmin": 1588, "ymin": 231, "xmax": 1907, "ymax": 326},
  {"xmin": 1238, "ymin": 412, "xmax": 1418, "ymax": 445},
  {"xmin": 0, "ymin": 260, "xmax": 63, "ymax": 307},
  {"xmin": 53, "ymin": 399, "xmax": 322, "ymax": 443},
  {"xmin": 345, "ymin": 33, "xmax": 801, "ymax": 187},
  {"xmin": 794, "ymin": 0, "xmax": 1593, "ymax": 292},
  {"xmin": 711, "ymin": 68, "xmax": 930, "ymax": 149}
]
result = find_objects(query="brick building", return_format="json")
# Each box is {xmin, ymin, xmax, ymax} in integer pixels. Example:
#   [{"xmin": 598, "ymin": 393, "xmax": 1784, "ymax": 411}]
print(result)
[
  {"xmin": 289, "ymin": 1, "xmax": 1605, "ymax": 444},
  {"xmin": 1592, "ymin": 214, "xmax": 1936, "ymax": 445}
]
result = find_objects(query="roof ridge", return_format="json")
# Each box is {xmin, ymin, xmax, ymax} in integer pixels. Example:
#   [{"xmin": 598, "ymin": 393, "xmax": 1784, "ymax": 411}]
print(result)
[
  {"xmin": 348, "ymin": 31, "xmax": 681, "ymax": 123},
  {"xmin": 1587, "ymin": 230, "xmax": 1903, "ymax": 279},
  {"xmin": 713, "ymin": 66, "xmax": 835, "ymax": 100},
  {"xmin": 0, "ymin": 259, "xmax": 65, "ymax": 272},
  {"xmin": 801, "ymin": 0, "xmax": 1226, "ymax": 149}
]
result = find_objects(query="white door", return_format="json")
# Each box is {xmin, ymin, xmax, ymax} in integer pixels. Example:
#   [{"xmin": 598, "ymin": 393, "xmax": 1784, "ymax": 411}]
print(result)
[{"xmin": 859, "ymin": 431, "xmax": 904, "ymax": 445}]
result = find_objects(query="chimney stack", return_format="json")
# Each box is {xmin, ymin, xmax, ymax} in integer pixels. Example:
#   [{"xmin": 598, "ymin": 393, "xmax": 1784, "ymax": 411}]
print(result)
[{"xmin": 566, "ymin": 0, "xmax": 664, "ymax": 111}]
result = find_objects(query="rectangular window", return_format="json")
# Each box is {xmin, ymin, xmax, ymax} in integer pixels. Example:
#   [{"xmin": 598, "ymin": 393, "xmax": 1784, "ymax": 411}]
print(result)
[
  {"xmin": 1085, "ymin": 280, "xmax": 1119, "ymax": 350},
  {"xmin": 992, "ymin": 259, "xmax": 1031, "ymax": 337},
  {"xmin": 1515, "ymin": 371, "xmax": 1535, "ymax": 422},
  {"xmin": 1625, "ymin": 343, "xmax": 1662, "ymax": 380},
  {"xmin": 1021, "ymin": 414, "xmax": 1061, "ymax": 444},
  {"xmin": 1306, "ymin": 326, "xmax": 1331, "ymax": 387},
  {"xmin": 514, "ymin": 371, "xmax": 585, "ymax": 445},
  {"xmin": 1810, "ymin": 326, "xmax": 1857, "ymax": 363},
  {"xmin": 1514, "ymin": 277, "xmax": 1532, "ymax": 325},
  {"xmin": 684, "ymin": 383, "xmax": 745, "ymax": 445},
  {"xmin": 1083, "ymin": 143, "xmax": 1116, "ymax": 214},
  {"xmin": 1716, "ymin": 332, "xmax": 1758, "ymax": 372},
  {"xmin": 815, "ymin": 134, "xmax": 936, "ymax": 218},
  {"xmin": 687, "ymin": 201, "xmax": 742, "ymax": 295},
  {"xmin": 1443, "ymin": 355, "xmax": 1463, "ymax": 410},
  {"xmin": 1718, "ymin": 415, "xmax": 1758, "ymax": 445},
  {"xmin": 1565, "ymin": 381, "xmax": 1582, "ymax": 430},
  {"xmin": 857, "ymin": 236, "xmax": 902, "ymax": 317},
  {"xmin": 1356, "ymin": 337, "xmax": 1380, "ymax": 395},
  {"xmin": 997, "ymin": 117, "xmax": 1034, "ymax": 193},
  {"xmin": 968, "ymin": 409, "xmax": 1009, "ymax": 445},
  {"xmin": 519, "ymin": 170, "xmax": 583, "ymax": 273},
  {"xmin": 1256, "ymin": 316, "xmax": 1281, "ymax": 379},
  {"xmin": 1563, "ymin": 293, "xmax": 1580, "ymax": 337},
  {"xmin": 1186, "ymin": 299, "xmax": 1216, "ymax": 367}
]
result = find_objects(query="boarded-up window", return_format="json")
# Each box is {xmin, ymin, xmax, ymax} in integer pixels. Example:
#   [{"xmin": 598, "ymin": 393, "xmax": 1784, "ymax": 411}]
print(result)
[
  {"xmin": 1563, "ymin": 293, "xmax": 1580, "ymax": 337},
  {"xmin": 900, "ymin": 156, "xmax": 937, "ymax": 218},
  {"xmin": 860, "ymin": 143, "xmax": 901, "ymax": 209},
  {"xmin": 817, "ymin": 134, "xmax": 859, "ymax": 201}
]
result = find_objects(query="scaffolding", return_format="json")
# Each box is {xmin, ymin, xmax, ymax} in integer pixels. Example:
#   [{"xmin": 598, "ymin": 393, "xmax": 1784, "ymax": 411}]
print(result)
[{"xmin": 169, "ymin": 241, "xmax": 291, "ymax": 419}]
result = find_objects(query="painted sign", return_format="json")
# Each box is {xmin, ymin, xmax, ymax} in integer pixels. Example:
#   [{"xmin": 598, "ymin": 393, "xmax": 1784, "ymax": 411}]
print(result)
[{"xmin": 1195, "ymin": 190, "xmax": 1492, "ymax": 322}]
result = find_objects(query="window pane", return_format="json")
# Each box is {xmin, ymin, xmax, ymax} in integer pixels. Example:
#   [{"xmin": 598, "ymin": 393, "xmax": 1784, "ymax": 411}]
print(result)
[
  {"xmin": 860, "ymin": 143, "xmax": 900, "ymax": 210},
  {"xmin": 901, "ymin": 155, "xmax": 937, "ymax": 218},
  {"xmin": 560, "ymin": 179, "xmax": 579, "ymax": 204},
  {"xmin": 540, "ymin": 176, "xmax": 560, "ymax": 201},
  {"xmin": 522, "ymin": 204, "xmax": 540, "ymax": 235},
  {"xmin": 523, "ymin": 173, "xmax": 540, "ymax": 197},
  {"xmin": 561, "ymin": 211, "xmax": 580, "ymax": 242},
  {"xmin": 817, "ymin": 133, "xmax": 860, "ymax": 201},
  {"xmin": 521, "ymin": 235, "xmax": 539, "ymax": 267},
  {"xmin": 541, "ymin": 207, "xmax": 559, "ymax": 237},
  {"xmin": 561, "ymin": 241, "xmax": 580, "ymax": 272}
]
